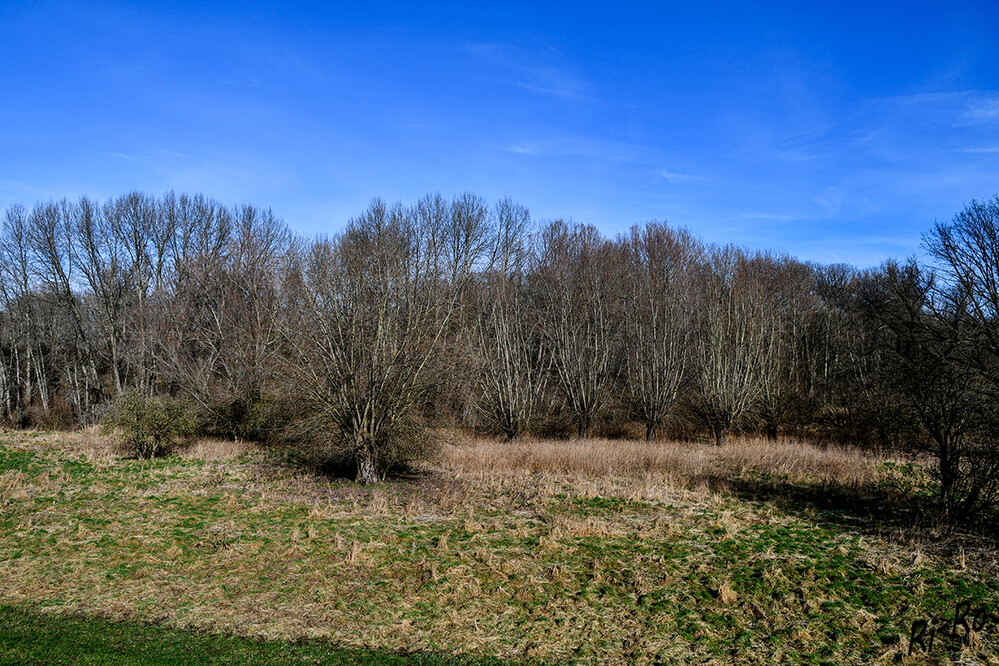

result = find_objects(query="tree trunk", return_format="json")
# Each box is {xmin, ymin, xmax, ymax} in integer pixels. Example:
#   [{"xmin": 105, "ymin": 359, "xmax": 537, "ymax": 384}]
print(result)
[
  {"xmin": 766, "ymin": 421, "xmax": 779, "ymax": 441},
  {"xmin": 939, "ymin": 439, "xmax": 956, "ymax": 521},
  {"xmin": 0, "ymin": 361, "xmax": 10, "ymax": 422},
  {"xmin": 355, "ymin": 443, "xmax": 379, "ymax": 484},
  {"xmin": 645, "ymin": 421, "xmax": 658, "ymax": 442}
]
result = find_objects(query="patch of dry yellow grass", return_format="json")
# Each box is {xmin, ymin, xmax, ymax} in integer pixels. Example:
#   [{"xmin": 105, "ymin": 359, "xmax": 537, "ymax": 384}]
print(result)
[{"xmin": 2, "ymin": 427, "xmax": 121, "ymax": 461}]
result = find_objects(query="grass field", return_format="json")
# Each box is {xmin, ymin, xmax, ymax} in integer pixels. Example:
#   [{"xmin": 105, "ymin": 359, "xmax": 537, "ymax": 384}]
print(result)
[{"xmin": 1, "ymin": 429, "xmax": 997, "ymax": 664}]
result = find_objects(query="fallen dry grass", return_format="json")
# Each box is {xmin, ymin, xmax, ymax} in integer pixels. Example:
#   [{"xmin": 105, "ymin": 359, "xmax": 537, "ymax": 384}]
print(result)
[{"xmin": 1, "ymin": 429, "xmax": 997, "ymax": 665}]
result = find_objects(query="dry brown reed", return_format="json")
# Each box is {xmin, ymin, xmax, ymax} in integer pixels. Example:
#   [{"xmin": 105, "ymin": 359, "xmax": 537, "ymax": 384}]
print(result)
[{"xmin": 441, "ymin": 435, "xmax": 885, "ymax": 492}]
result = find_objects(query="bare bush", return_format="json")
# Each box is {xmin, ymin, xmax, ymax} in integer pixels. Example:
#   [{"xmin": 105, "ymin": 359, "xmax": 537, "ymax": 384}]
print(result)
[{"xmin": 102, "ymin": 390, "xmax": 196, "ymax": 458}]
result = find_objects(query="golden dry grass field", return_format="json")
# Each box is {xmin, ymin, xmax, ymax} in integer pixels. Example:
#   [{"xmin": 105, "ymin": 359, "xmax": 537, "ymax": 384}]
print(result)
[{"xmin": 1, "ymin": 429, "xmax": 997, "ymax": 664}]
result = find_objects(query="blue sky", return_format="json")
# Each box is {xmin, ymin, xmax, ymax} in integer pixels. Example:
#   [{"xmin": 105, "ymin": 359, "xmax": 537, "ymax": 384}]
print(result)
[{"xmin": 2, "ymin": 1, "xmax": 998, "ymax": 267}]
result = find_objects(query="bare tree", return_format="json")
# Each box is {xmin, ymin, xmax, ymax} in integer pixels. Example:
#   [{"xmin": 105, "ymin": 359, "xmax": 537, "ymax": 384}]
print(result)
[
  {"xmin": 619, "ymin": 223, "xmax": 700, "ymax": 440},
  {"xmin": 73, "ymin": 197, "xmax": 129, "ymax": 397},
  {"xmin": 200, "ymin": 204, "xmax": 289, "ymax": 437},
  {"xmin": 149, "ymin": 196, "xmax": 291, "ymax": 439},
  {"xmin": 104, "ymin": 192, "xmax": 160, "ymax": 393},
  {"xmin": 922, "ymin": 197, "xmax": 999, "ymax": 527},
  {"xmin": 859, "ymin": 260, "xmax": 988, "ymax": 525},
  {"xmin": 755, "ymin": 256, "xmax": 814, "ymax": 440},
  {"xmin": 288, "ymin": 194, "xmax": 491, "ymax": 483},
  {"xmin": 692, "ymin": 246, "xmax": 770, "ymax": 445},
  {"xmin": 533, "ymin": 221, "xmax": 621, "ymax": 438},
  {"xmin": 927, "ymin": 196, "xmax": 999, "ymax": 374},
  {"xmin": 0, "ymin": 204, "xmax": 42, "ymax": 422},
  {"xmin": 471, "ymin": 198, "xmax": 546, "ymax": 439},
  {"xmin": 26, "ymin": 201, "xmax": 101, "ymax": 418},
  {"xmin": 155, "ymin": 195, "xmax": 232, "ymax": 402}
]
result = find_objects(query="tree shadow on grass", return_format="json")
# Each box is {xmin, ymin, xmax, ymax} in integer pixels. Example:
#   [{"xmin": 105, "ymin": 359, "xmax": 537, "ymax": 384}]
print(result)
[
  {"xmin": 695, "ymin": 472, "xmax": 999, "ymax": 550},
  {"xmin": 0, "ymin": 605, "xmax": 522, "ymax": 666}
]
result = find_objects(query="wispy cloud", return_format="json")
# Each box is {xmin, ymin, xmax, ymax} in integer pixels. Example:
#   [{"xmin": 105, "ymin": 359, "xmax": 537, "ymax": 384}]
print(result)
[
  {"xmin": 658, "ymin": 169, "xmax": 710, "ymax": 184},
  {"xmin": 498, "ymin": 134, "xmax": 659, "ymax": 163},
  {"xmin": 505, "ymin": 144, "xmax": 542, "ymax": 155},
  {"xmin": 964, "ymin": 96, "xmax": 999, "ymax": 124},
  {"xmin": 0, "ymin": 179, "xmax": 52, "ymax": 196},
  {"xmin": 105, "ymin": 152, "xmax": 150, "ymax": 163},
  {"xmin": 466, "ymin": 42, "xmax": 594, "ymax": 101},
  {"xmin": 957, "ymin": 146, "xmax": 999, "ymax": 153}
]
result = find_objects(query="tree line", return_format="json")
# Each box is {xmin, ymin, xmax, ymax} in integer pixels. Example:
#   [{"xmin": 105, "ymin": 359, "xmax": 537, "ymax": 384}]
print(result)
[{"xmin": 1, "ymin": 190, "xmax": 998, "ymax": 526}]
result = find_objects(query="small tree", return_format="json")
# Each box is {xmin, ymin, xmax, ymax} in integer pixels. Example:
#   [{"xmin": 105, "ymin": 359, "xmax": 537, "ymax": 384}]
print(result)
[{"xmin": 103, "ymin": 390, "xmax": 195, "ymax": 458}]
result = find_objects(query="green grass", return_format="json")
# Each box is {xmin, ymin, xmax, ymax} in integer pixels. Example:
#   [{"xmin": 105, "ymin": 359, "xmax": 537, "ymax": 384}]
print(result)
[
  {"xmin": 0, "ymin": 605, "xmax": 507, "ymax": 665},
  {"xmin": 1, "ymin": 430, "xmax": 997, "ymax": 664}
]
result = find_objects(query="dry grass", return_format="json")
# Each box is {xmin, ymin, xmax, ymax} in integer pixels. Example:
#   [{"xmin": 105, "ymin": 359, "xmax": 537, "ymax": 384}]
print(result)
[
  {"xmin": 441, "ymin": 435, "xmax": 883, "ymax": 491},
  {"xmin": 2, "ymin": 428, "xmax": 256, "ymax": 463},
  {"xmin": 0, "ymin": 427, "xmax": 121, "ymax": 461},
  {"xmin": 177, "ymin": 437, "xmax": 259, "ymax": 461}
]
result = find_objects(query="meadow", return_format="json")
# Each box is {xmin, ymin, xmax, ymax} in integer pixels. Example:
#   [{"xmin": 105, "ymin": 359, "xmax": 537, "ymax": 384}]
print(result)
[{"xmin": 1, "ymin": 429, "xmax": 997, "ymax": 664}]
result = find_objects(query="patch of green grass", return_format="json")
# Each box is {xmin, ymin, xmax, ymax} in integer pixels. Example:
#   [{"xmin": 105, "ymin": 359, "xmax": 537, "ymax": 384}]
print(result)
[
  {"xmin": 0, "ymin": 605, "xmax": 509, "ymax": 665},
  {"xmin": 0, "ymin": 447, "xmax": 38, "ymax": 473}
]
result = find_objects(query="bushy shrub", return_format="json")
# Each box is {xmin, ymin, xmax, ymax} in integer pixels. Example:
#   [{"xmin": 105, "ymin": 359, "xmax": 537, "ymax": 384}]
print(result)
[
  {"xmin": 199, "ymin": 394, "xmax": 291, "ymax": 442},
  {"xmin": 102, "ymin": 391, "xmax": 196, "ymax": 459}
]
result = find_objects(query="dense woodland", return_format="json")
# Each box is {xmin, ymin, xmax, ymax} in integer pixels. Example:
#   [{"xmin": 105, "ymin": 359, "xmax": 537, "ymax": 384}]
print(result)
[{"xmin": 1, "ymin": 191, "xmax": 998, "ymax": 526}]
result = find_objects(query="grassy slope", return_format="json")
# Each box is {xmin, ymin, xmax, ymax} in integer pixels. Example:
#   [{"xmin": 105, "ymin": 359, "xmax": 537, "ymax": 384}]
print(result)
[{"xmin": 0, "ymin": 430, "xmax": 997, "ymax": 664}]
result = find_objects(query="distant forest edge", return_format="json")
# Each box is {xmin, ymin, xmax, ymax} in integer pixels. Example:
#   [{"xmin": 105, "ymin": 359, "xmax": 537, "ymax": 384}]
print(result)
[{"xmin": 1, "ymin": 191, "xmax": 998, "ymax": 527}]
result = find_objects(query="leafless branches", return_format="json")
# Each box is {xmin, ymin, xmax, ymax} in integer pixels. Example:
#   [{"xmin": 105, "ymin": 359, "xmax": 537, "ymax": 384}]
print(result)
[
  {"xmin": 285, "ymin": 195, "xmax": 491, "ymax": 482},
  {"xmin": 533, "ymin": 221, "xmax": 621, "ymax": 438},
  {"xmin": 619, "ymin": 223, "xmax": 699, "ymax": 440}
]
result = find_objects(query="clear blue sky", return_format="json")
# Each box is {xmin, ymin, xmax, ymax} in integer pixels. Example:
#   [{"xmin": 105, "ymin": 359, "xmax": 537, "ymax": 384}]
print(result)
[{"xmin": 2, "ymin": 1, "xmax": 998, "ymax": 267}]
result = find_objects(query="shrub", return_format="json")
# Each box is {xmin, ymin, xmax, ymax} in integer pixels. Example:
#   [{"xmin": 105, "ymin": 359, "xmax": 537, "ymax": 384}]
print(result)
[{"xmin": 102, "ymin": 391, "xmax": 196, "ymax": 459}]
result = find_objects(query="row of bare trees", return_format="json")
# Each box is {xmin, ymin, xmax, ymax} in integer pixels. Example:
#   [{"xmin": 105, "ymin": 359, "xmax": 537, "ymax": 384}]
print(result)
[
  {"xmin": 473, "ymin": 220, "xmax": 821, "ymax": 446},
  {"xmin": 2, "ymin": 191, "xmax": 999, "ymax": 512},
  {"xmin": 0, "ymin": 191, "xmax": 908, "ymax": 450}
]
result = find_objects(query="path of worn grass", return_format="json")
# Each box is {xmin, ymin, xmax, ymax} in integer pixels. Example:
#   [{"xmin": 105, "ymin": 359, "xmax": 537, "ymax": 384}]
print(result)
[{"xmin": 0, "ymin": 431, "xmax": 997, "ymax": 664}]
